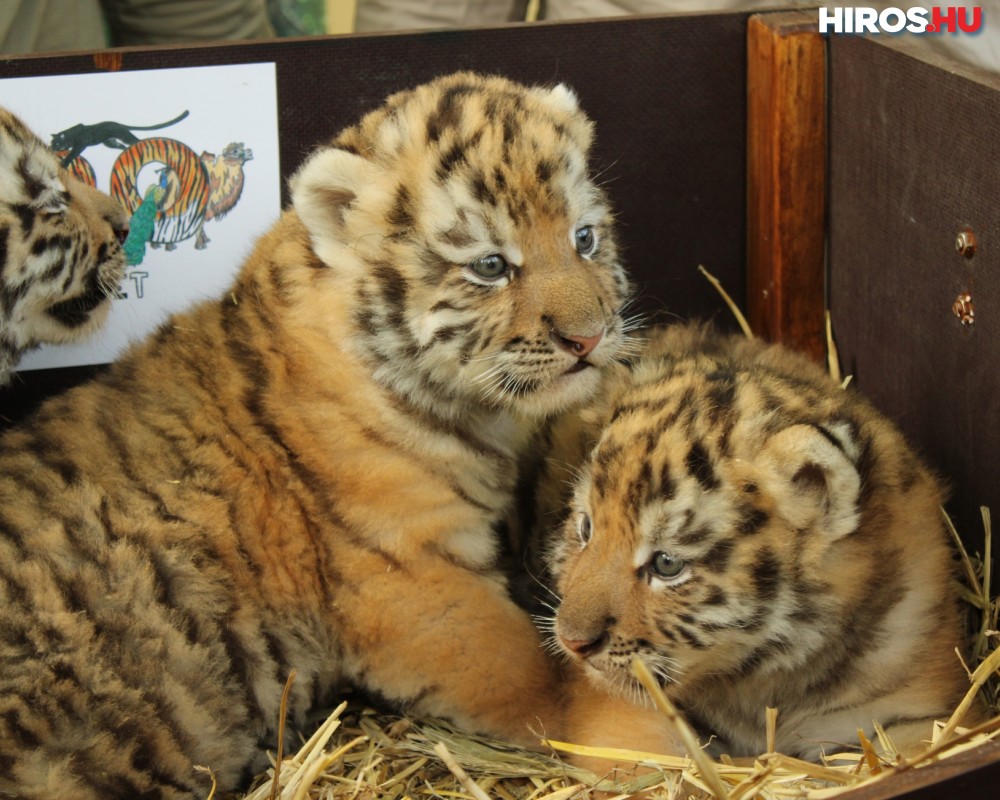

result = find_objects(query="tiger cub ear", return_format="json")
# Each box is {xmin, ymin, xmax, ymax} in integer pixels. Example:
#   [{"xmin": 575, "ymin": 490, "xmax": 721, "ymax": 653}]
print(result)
[
  {"xmin": 289, "ymin": 147, "xmax": 382, "ymax": 251},
  {"xmin": 757, "ymin": 422, "xmax": 861, "ymax": 540},
  {"xmin": 538, "ymin": 83, "xmax": 580, "ymax": 114}
]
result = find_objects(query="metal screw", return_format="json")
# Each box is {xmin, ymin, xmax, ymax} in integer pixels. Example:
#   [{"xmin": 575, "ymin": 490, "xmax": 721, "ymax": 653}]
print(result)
[
  {"xmin": 956, "ymin": 228, "xmax": 977, "ymax": 258},
  {"xmin": 952, "ymin": 291, "xmax": 975, "ymax": 325}
]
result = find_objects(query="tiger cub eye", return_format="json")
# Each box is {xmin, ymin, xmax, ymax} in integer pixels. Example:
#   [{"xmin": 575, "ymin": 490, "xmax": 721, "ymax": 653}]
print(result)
[
  {"xmin": 650, "ymin": 551, "xmax": 685, "ymax": 579},
  {"xmin": 575, "ymin": 225, "xmax": 596, "ymax": 256},
  {"xmin": 469, "ymin": 253, "xmax": 509, "ymax": 280}
]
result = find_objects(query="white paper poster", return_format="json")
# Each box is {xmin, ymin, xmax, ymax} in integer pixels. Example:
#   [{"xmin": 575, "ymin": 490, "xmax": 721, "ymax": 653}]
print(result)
[{"xmin": 1, "ymin": 62, "xmax": 282, "ymax": 372}]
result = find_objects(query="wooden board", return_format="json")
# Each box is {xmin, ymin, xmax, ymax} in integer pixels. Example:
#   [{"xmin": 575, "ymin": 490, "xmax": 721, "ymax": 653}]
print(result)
[
  {"xmin": 828, "ymin": 33, "xmax": 1000, "ymax": 546},
  {"xmin": 839, "ymin": 742, "xmax": 1000, "ymax": 800},
  {"xmin": 746, "ymin": 11, "xmax": 827, "ymax": 361}
]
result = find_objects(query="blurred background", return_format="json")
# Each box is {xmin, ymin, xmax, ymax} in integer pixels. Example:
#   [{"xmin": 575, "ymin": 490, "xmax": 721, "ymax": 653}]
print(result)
[{"xmin": 3, "ymin": 1, "xmax": 997, "ymax": 77}]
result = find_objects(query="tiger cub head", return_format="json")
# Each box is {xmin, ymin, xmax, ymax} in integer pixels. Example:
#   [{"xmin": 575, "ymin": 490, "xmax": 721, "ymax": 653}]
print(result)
[
  {"xmin": 0, "ymin": 107, "xmax": 129, "ymax": 383},
  {"xmin": 546, "ymin": 326, "xmax": 966, "ymax": 755},
  {"xmin": 289, "ymin": 72, "xmax": 633, "ymax": 418}
]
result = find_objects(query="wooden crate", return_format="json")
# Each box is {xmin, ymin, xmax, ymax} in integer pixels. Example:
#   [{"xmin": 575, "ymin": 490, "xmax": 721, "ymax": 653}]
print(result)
[{"xmin": 1, "ymin": 10, "xmax": 998, "ymax": 797}]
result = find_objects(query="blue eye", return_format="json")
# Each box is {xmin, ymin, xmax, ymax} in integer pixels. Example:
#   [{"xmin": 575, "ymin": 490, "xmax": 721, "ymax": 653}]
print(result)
[
  {"xmin": 650, "ymin": 552, "xmax": 685, "ymax": 580},
  {"xmin": 578, "ymin": 513, "xmax": 592, "ymax": 546},
  {"xmin": 469, "ymin": 254, "xmax": 509, "ymax": 280},
  {"xmin": 575, "ymin": 226, "xmax": 596, "ymax": 256}
]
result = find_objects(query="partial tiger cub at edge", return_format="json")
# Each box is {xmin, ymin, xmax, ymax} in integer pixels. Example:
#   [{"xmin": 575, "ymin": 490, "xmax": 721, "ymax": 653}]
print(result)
[
  {"xmin": 0, "ymin": 107, "xmax": 129, "ymax": 384},
  {"xmin": 528, "ymin": 323, "xmax": 977, "ymax": 762},
  {"xmin": 0, "ymin": 73, "xmax": 635, "ymax": 799}
]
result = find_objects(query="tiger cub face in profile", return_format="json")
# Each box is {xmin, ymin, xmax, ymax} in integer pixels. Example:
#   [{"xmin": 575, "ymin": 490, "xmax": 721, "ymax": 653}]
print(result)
[
  {"xmin": 0, "ymin": 107, "xmax": 129, "ymax": 384},
  {"xmin": 545, "ymin": 325, "xmax": 972, "ymax": 760}
]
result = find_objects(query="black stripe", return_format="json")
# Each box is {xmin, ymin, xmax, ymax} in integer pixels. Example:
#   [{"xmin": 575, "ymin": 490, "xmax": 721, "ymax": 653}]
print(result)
[
  {"xmin": 676, "ymin": 625, "xmax": 708, "ymax": 650},
  {"xmin": 625, "ymin": 460, "xmax": 653, "ymax": 515},
  {"xmin": 737, "ymin": 507, "xmax": 769, "ymax": 536},
  {"xmin": 700, "ymin": 539, "xmax": 733, "ymax": 573},
  {"xmin": 703, "ymin": 586, "xmax": 727, "ymax": 606},
  {"xmin": 436, "ymin": 142, "xmax": 467, "ymax": 179},
  {"xmin": 685, "ymin": 441, "xmax": 719, "ymax": 491},
  {"xmin": 811, "ymin": 421, "xmax": 851, "ymax": 454},
  {"xmin": 13, "ymin": 204, "xmax": 35, "ymax": 234},
  {"xmin": 372, "ymin": 262, "xmax": 408, "ymax": 329},
  {"xmin": 388, "ymin": 184, "xmax": 413, "ymax": 230},
  {"xmin": 0, "ymin": 225, "xmax": 9, "ymax": 277},
  {"xmin": 750, "ymin": 547, "xmax": 781, "ymax": 601},
  {"xmin": 17, "ymin": 152, "xmax": 47, "ymax": 202},
  {"xmin": 733, "ymin": 638, "xmax": 785, "ymax": 677},
  {"xmin": 2, "ymin": 708, "xmax": 41, "ymax": 747}
]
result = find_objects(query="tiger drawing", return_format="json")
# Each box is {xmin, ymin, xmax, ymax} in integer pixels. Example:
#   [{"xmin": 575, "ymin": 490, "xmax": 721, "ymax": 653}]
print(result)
[
  {"xmin": 0, "ymin": 73, "xmax": 639, "ymax": 799},
  {"xmin": 526, "ymin": 323, "xmax": 977, "ymax": 763},
  {"xmin": 109, "ymin": 137, "xmax": 211, "ymax": 250},
  {"xmin": 0, "ymin": 107, "xmax": 129, "ymax": 385}
]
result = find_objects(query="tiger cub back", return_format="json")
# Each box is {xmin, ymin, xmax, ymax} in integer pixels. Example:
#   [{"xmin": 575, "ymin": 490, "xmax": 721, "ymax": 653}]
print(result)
[
  {"xmin": 535, "ymin": 323, "xmax": 974, "ymax": 760},
  {"xmin": 0, "ymin": 107, "xmax": 129, "ymax": 383}
]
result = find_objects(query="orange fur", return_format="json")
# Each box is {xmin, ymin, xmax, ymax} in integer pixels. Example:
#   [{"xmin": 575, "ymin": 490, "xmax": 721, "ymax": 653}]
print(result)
[{"xmin": 0, "ymin": 73, "xmax": 636, "ymax": 799}]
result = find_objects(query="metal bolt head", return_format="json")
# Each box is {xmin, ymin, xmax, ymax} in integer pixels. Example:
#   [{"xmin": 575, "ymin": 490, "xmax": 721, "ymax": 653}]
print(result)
[
  {"xmin": 956, "ymin": 228, "xmax": 977, "ymax": 258},
  {"xmin": 952, "ymin": 291, "xmax": 975, "ymax": 325}
]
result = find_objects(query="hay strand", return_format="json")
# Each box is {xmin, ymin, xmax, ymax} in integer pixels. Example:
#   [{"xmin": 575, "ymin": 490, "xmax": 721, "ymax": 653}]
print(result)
[
  {"xmin": 824, "ymin": 311, "xmax": 842, "ymax": 385},
  {"xmin": 632, "ymin": 656, "xmax": 733, "ymax": 799},
  {"xmin": 543, "ymin": 739, "xmax": 689, "ymax": 771},
  {"xmin": 434, "ymin": 741, "xmax": 492, "ymax": 800},
  {"xmin": 270, "ymin": 670, "xmax": 296, "ymax": 800},
  {"xmin": 855, "ymin": 729, "xmax": 883, "ymax": 776},
  {"xmin": 698, "ymin": 264, "xmax": 753, "ymax": 340},
  {"xmin": 938, "ymin": 646, "xmax": 1000, "ymax": 744},
  {"xmin": 195, "ymin": 766, "xmax": 217, "ymax": 800},
  {"xmin": 765, "ymin": 708, "xmax": 778, "ymax": 755}
]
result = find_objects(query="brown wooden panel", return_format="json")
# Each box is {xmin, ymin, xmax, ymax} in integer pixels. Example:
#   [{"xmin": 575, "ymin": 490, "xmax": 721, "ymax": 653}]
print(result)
[
  {"xmin": 828, "ymin": 34, "xmax": 1000, "ymax": 547},
  {"xmin": 828, "ymin": 35, "xmax": 1000, "ymax": 798},
  {"xmin": 837, "ymin": 742, "xmax": 1000, "ymax": 800},
  {"xmin": 747, "ymin": 11, "xmax": 827, "ymax": 361},
  {"xmin": 0, "ymin": 14, "xmax": 752, "ymax": 424}
]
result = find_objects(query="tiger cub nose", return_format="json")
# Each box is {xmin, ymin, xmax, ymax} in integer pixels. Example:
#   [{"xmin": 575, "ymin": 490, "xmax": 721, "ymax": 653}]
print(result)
[
  {"xmin": 552, "ymin": 329, "xmax": 604, "ymax": 357},
  {"xmin": 559, "ymin": 633, "xmax": 608, "ymax": 659}
]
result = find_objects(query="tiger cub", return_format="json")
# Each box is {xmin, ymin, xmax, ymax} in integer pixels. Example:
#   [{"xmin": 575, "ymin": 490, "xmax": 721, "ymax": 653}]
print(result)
[
  {"xmin": 0, "ymin": 107, "xmax": 129, "ymax": 384},
  {"xmin": 0, "ymin": 73, "xmax": 633, "ymax": 799},
  {"xmin": 532, "ymin": 324, "xmax": 974, "ymax": 761}
]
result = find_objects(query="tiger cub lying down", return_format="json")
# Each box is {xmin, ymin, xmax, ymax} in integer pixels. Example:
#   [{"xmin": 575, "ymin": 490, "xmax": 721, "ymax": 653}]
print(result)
[
  {"xmin": 0, "ymin": 73, "xmax": 635, "ymax": 799},
  {"xmin": 533, "ymin": 324, "xmax": 975, "ymax": 761},
  {"xmin": 0, "ymin": 107, "xmax": 129, "ymax": 384}
]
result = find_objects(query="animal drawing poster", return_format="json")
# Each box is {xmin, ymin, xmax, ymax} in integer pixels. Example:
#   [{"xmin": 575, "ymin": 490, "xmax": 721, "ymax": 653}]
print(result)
[{"xmin": 2, "ymin": 63, "xmax": 281, "ymax": 372}]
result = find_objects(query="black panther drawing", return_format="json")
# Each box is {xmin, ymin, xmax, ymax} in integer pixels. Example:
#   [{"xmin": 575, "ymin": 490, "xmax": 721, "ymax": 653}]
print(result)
[{"xmin": 51, "ymin": 110, "xmax": 190, "ymax": 167}]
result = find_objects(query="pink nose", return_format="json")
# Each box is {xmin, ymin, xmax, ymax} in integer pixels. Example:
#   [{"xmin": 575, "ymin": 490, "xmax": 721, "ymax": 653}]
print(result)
[
  {"xmin": 559, "ymin": 633, "xmax": 607, "ymax": 659},
  {"xmin": 552, "ymin": 329, "xmax": 604, "ymax": 358}
]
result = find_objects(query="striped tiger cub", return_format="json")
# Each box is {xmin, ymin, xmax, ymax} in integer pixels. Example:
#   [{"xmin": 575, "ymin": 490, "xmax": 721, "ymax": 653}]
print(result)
[
  {"xmin": 530, "ymin": 324, "xmax": 976, "ymax": 762},
  {"xmin": 0, "ymin": 73, "xmax": 634, "ymax": 798},
  {"xmin": 0, "ymin": 107, "xmax": 129, "ymax": 384}
]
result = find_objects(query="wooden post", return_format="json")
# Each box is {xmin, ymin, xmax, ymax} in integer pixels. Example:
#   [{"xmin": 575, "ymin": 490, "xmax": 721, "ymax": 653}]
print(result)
[{"xmin": 747, "ymin": 12, "xmax": 827, "ymax": 361}]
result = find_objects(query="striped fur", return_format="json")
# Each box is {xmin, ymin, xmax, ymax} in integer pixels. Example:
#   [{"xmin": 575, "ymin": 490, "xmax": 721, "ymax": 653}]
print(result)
[
  {"xmin": 0, "ymin": 73, "xmax": 633, "ymax": 799},
  {"xmin": 533, "ymin": 324, "xmax": 974, "ymax": 761},
  {"xmin": 0, "ymin": 107, "xmax": 129, "ymax": 384}
]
